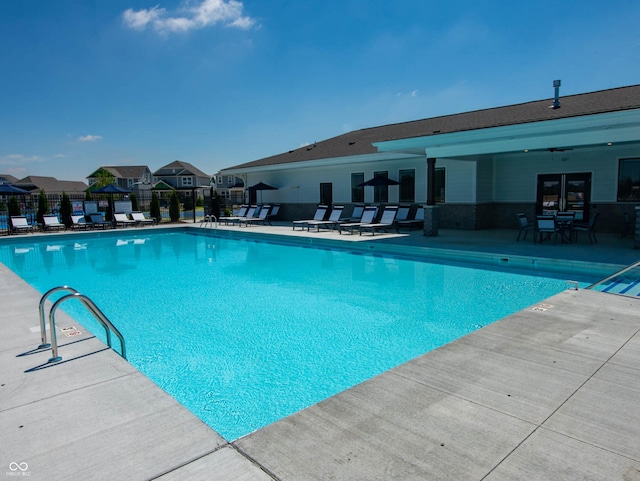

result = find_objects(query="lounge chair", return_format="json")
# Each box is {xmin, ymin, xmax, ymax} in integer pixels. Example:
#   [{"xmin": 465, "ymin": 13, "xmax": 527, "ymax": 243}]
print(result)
[
  {"xmin": 266, "ymin": 204, "xmax": 280, "ymax": 224},
  {"xmin": 338, "ymin": 206, "xmax": 377, "ymax": 235},
  {"xmin": 70, "ymin": 214, "xmax": 90, "ymax": 230},
  {"xmin": 306, "ymin": 205, "xmax": 345, "ymax": 232},
  {"xmin": 392, "ymin": 206, "xmax": 410, "ymax": 232},
  {"xmin": 292, "ymin": 205, "xmax": 329, "ymax": 231},
  {"xmin": 344, "ymin": 204, "xmax": 365, "ymax": 222},
  {"xmin": 516, "ymin": 213, "xmax": 535, "ymax": 241},
  {"xmin": 10, "ymin": 216, "xmax": 34, "ymax": 234},
  {"xmin": 396, "ymin": 207, "xmax": 424, "ymax": 232},
  {"xmin": 42, "ymin": 214, "xmax": 65, "ymax": 231},
  {"xmin": 220, "ymin": 205, "xmax": 249, "ymax": 225},
  {"xmin": 114, "ymin": 212, "xmax": 135, "ymax": 228},
  {"xmin": 88, "ymin": 213, "xmax": 111, "ymax": 229},
  {"xmin": 359, "ymin": 206, "xmax": 399, "ymax": 236},
  {"xmin": 131, "ymin": 211, "xmax": 155, "ymax": 226},
  {"xmin": 239, "ymin": 205, "xmax": 271, "ymax": 227}
]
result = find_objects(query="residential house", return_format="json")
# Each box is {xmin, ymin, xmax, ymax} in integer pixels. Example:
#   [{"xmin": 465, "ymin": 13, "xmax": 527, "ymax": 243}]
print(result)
[
  {"xmin": 213, "ymin": 173, "xmax": 245, "ymax": 203},
  {"xmin": 14, "ymin": 176, "xmax": 88, "ymax": 196},
  {"xmin": 219, "ymin": 83, "xmax": 640, "ymax": 234},
  {"xmin": 87, "ymin": 166, "xmax": 153, "ymax": 193},
  {"xmin": 153, "ymin": 161, "xmax": 211, "ymax": 190}
]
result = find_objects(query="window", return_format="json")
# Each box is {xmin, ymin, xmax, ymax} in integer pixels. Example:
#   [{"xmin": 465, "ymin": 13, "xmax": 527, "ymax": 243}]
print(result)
[
  {"xmin": 373, "ymin": 171, "xmax": 388, "ymax": 203},
  {"xmin": 618, "ymin": 158, "xmax": 640, "ymax": 201},
  {"xmin": 351, "ymin": 173, "xmax": 364, "ymax": 202},
  {"xmin": 435, "ymin": 168, "xmax": 445, "ymax": 203},
  {"xmin": 227, "ymin": 176, "xmax": 233, "ymax": 184},
  {"xmin": 217, "ymin": 176, "xmax": 222, "ymax": 184},
  {"xmin": 182, "ymin": 177, "xmax": 193, "ymax": 187},
  {"xmin": 399, "ymin": 169, "xmax": 415, "ymax": 203}
]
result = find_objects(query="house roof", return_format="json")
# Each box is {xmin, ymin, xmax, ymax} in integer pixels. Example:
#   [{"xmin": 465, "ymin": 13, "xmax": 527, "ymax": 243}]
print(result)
[
  {"xmin": 14, "ymin": 176, "xmax": 88, "ymax": 193},
  {"xmin": 88, "ymin": 165, "xmax": 149, "ymax": 179},
  {"xmin": 224, "ymin": 84, "xmax": 640, "ymax": 170},
  {"xmin": 153, "ymin": 160, "xmax": 210, "ymax": 179},
  {"xmin": 0, "ymin": 174, "xmax": 19, "ymax": 184}
]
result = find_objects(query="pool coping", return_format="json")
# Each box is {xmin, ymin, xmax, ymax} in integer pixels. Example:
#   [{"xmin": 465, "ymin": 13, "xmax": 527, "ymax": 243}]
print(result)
[{"xmin": 1, "ymin": 226, "xmax": 639, "ymax": 479}]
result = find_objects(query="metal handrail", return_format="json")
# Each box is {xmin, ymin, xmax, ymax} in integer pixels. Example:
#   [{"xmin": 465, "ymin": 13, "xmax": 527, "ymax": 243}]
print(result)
[
  {"xmin": 47, "ymin": 292, "xmax": 126, "ymax": 363},
  {"xmin": 586, "ymin": 260, "xmax": 640, "ymax": 290},
  {"xmin": 200, "ymin": 214, "xmax": 218, "ymax": 229},
  {"xmin": 38, "ymin": 286, "xmax": 80, "ymax": 349}
]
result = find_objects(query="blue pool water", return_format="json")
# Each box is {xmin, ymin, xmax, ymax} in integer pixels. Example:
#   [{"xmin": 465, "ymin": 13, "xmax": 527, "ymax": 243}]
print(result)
[{"xmin": 0, "ymin": 230, "xmax": 595, "ymax": 440}]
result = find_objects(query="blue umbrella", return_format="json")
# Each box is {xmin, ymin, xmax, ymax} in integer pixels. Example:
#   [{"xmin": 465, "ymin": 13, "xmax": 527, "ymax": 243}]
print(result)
[{"xmin": 0, "ymin": 183, "xmax": 31, "ymax": 195}]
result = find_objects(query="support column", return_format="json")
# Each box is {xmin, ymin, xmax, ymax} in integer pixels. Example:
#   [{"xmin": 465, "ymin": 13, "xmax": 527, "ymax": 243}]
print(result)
[
  {"xmin": 635, "ymin": 206, "xmax": 640, "ymax": 249},
  {"xmin": 426, "ymin": 157, "xmax": 436, "ymax": 206},
  {"xmin": 424, "ymin": 156, "xmax": 439, "ymax": 236}
]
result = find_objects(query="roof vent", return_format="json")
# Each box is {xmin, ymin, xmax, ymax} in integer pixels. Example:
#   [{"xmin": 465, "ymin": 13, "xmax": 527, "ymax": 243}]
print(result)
[{"xmin": 550, "ymin": 79, "xmax": 561, "ymax": 109}]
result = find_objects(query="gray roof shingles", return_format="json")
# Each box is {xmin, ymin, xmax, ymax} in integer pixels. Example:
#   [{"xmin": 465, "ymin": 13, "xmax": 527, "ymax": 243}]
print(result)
[{"xmin": 225, "ymin": 84, "xmax": 640, "ymax": 170}]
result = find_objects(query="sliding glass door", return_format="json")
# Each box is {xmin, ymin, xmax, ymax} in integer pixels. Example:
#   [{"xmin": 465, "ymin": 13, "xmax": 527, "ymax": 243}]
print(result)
[{"xmin": 536, "ymin": 173, "xmax": 591, "ymax": 221}]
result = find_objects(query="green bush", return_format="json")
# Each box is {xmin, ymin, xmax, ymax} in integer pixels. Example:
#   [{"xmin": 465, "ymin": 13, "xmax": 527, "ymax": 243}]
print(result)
[
  {"xmin": 129, "ymin": 192, "xmax": 139, "ymax": 211},
  {"xmin": 150, "ymin": 191, "xmax": 161, "ymax": 223},
  {"xmin": 59, "ymin": 192, "xmax": 72, "ymax": 227},
  {"xmin": 36, "ymin": 190, "xmax": 49, "ymax": 225},
  {"xmin": 8, "ymin": 196, "xmax": 21, "ymax": 217},
  {"xmin": 169, "ymin": 190, "xmax": 180, "ymax": 222}
]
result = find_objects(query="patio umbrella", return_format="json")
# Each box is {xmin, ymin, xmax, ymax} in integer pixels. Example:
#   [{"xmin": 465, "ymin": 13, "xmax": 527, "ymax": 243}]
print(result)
[
  {"xmin": 0, "ymin": 183, "xmax": 31, "ymax": 195},
  {"xmin": 0, "ymin": 183, "xmax": 31, "ymax": 234},
  {"xmin": 92, "ymin": 184, "xmax": 131, "ymax": 221},
  {"xmin": 248, "ymin": 181, "xmax": 277, "ymax": 203},
  {"xmin": 357, "ymin": 175, "xmax": 400, "ymax": 187}
]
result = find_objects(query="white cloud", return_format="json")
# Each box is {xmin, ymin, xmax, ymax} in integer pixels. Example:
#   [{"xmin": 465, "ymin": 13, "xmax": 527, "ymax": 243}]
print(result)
[
  {"xmin": 0, "ymin": 153, "xmax": 44, "ymax": 167},
  {"xmin": 77, "ymin": 135, "xmax": 102, "ymax": 142},
  {"xmin": 123, "ymin": 0, "xmax": 256, "ymax": 33}
]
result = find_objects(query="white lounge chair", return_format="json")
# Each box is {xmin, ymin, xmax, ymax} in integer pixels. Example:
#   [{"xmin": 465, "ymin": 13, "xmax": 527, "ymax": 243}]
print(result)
[
  {"xmin": 306, "ymin": 205, "xmax": 345, "ymax": 232},
  {"xmin": 70, "ymin": 214, "xmax": 90, "ymax": 230},
  {"xmin": 114, "ymin": 212, "xmax": 135, "ymax": 228},
  {"xmin": 338, "ymin": 206, "xmax": 377, "ymax": 235},
  {"xmin": 131, "ymin": 211, "xmax": 155, "ymax": 226},
  {"xmin": 292, "ymin": 205, "xmax": 329, "ymax": 231},
  {"xmin": 10, "ymin": 216, "xmax": 34, "ymax": 234},
  {"xmin": 42, "ymin": 214, "xmax": 65, "ymax": 231},
  {"xmin": 359, "ymin": 206, "xmax": 399, "ymax": 236},
  {"xmin": 239, "ymin": 205, "xmax": 271, "ymax": 227},
  {"xmin": 220, "ymin": 205, "xmax": 249, "ymax": 225},
  {"xmin": 396, "ymin": 207, "xmax": 424, "ymax": 232}
]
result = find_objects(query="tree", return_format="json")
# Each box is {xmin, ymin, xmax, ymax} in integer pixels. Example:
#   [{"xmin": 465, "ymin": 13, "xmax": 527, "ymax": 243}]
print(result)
[
  {"xmin": 8, "ymin": 196, "xmax": 21, "ymax": 217},
  {"xmin": 129, "ymin": 192, "xmax": 139, "ymax": 211},
  {"xmin": 36, "ymin": 190, "xmax": 49, "ymax": 225},
  {"xmin": 92, "ymin": 168, "xmax": 116, "ymax": 189},
  {"xmin": 150, "ymin": 191, "xmax": 161, "ymax": 223},
  {"xmin": 169, "ymin": 190, "xmax": 180, "ymax": 222},
  {"xmin": 59, "ymin": 192, "xmax": 73, "ymax": 228}
]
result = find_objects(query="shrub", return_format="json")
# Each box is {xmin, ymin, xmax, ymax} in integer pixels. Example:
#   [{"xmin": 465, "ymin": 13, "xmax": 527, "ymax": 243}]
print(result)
[
  {"xmin": 150, "ymin": 191, "xmax": 161, "ymax": 223},
  {"xmin": 169, "ymin": 190, "xmax": 180, "ymax": 222},
  {"xmin": 36, "ymin": 190, "xmax": 49, "ymax": 225},
  {"xmin": 59, "ymin": 192, "xmax": 73, "ymax": 228}
]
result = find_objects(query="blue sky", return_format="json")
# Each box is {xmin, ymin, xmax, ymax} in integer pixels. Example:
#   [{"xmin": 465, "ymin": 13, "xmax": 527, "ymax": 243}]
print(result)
[{"xmin": 1, "ymin": 0, "xmax": 639, "ymax": 182}]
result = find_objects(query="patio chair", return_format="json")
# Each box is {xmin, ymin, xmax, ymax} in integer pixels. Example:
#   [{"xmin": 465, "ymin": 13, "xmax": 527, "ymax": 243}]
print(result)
[
  {"xmin": 573, "ymin": 212, "xmax": 599, "ymax": 244},
  {"xmin": 42, "ymin": 214, "xmax": 65, "ymax": 231},
  {"xmin": 306, "ymin": 205, "xmax": 345, "ymax": 232},
  {"xmin": 88, "ymin": 213, "xmax": 111, "ymax": 229},
  {"xmin": 239, "ymin": 205, "xmax": 271, "ymax": 227},
  {"xmin": 339, "ymin": 206, "xmax": 378, "ymax": 235},
  {"xmin": 535, "ymin": 215, "xmax": 558, "ymax": 244},
  {"xmin": 220, "ymin": 205, "xmax": 249, "ymax": 225},
  {"xmin": 359, "ymin": 205, "xmax": 399, "ymax": 236},
  {"xmin": 391, "ymin": 206, "xmax": 410, "ymax": 232},
  {"xmin": 396, "ymin": 207, "xmax": 424, "ymax": 232},
  {"xmin": 292, "ymin": 205, "xmax": 329, "ymax": 231},
  {"xmin": 70, "ymin": 214, "xmax": 90, "ymax": 230},
  {"xmin": 10, "ymin": 216, "xmax": 34, "ymax": 234},
  {"xmin": 130, "ymin": 211, "xmax": 155, "ymax": 227},
  {"xmin": 516, "ymin": 213, "xmax": 536, "ymax": 241},
  {"xmin": 114, "ymin": 212, "xmax": 135, "ymax": 228}
]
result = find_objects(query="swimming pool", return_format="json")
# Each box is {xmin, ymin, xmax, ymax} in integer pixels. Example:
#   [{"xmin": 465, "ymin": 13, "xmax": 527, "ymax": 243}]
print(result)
[{"xmin": 0, "ymin": 229, "xmax": 597, "ymax": 440}]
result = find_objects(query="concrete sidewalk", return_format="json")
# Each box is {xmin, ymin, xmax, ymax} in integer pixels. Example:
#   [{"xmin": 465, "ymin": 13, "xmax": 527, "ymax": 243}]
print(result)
[{"xmin": 1, "ymin": 226, "xmax": 639, "ymax": 480}]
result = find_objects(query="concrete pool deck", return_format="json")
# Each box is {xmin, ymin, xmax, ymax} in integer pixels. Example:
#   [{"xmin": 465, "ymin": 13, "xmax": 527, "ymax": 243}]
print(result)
[{"xmin": 1, "ymin": 225, "xmax": 639, "ymax": 479}]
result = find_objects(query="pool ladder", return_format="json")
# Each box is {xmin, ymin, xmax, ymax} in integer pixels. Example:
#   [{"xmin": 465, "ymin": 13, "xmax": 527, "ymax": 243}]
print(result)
[
  {"xmin": 38, "ymin": 286, "xmax": 127, "ymax": 363},
  {"xmin": 200, "ymin": 214, "xmax": 218, "ymax": 229}
]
